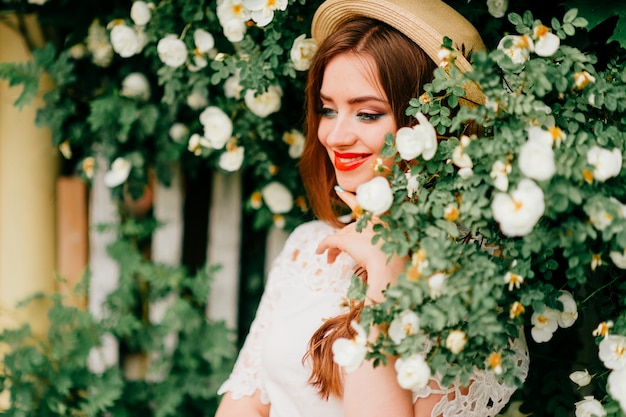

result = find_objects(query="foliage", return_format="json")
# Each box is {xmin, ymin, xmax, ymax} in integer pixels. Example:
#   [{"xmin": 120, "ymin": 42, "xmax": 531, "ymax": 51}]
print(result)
[
  {"xmin": 348, "ymin": 7, "xmax": 626, "ymax": 417},
  {"xmin": 0, "ymin": 222, "xmax": 236, "ymax": 416}
]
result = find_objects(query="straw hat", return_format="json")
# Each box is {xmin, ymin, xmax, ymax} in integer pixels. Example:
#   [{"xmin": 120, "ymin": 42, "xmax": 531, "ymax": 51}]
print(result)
[{"xmin": 311, "ymin": 0, "xmax": 485, "ymax": 105}]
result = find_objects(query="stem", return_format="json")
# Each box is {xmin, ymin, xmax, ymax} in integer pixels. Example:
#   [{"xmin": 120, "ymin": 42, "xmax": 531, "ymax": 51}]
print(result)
[{"xmin": 580, "ymin": 276, "xmax": 620, "ymax": 305}]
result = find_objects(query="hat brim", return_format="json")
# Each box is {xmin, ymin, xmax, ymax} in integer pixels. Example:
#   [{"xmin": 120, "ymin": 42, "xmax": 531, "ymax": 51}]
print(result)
[{"xmin": 312, "ymin": 0, "xmax": 485, "ymax": 105}]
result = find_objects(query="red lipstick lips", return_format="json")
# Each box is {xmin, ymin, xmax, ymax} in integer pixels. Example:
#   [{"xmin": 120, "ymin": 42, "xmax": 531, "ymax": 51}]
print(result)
[{"xmin": 333, "ymin": 152, "xmax": 371, "ymax": 171}]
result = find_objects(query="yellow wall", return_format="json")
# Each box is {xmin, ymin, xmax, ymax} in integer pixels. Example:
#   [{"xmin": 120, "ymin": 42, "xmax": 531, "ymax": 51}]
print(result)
[{"xmin": 0, "ymin": 14, "xmax": 57, "ymax": 338}]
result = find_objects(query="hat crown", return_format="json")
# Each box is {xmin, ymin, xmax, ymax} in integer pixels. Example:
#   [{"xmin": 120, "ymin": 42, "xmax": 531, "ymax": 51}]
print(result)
[{"xmin": 312, "ymin": 0, "xmax": 485, "ymax": 104}]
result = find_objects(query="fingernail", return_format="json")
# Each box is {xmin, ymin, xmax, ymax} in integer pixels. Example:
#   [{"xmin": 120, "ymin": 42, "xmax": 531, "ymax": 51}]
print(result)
[{"xmin": 334, "ymin": 185, "xmax": 345, "ymax": 193}]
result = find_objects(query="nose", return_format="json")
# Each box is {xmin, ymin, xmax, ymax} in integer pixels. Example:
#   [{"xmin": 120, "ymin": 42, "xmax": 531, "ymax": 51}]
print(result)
[{"xmin": 322, "ymin": 115, "xmax": 357, "ymax": 148}]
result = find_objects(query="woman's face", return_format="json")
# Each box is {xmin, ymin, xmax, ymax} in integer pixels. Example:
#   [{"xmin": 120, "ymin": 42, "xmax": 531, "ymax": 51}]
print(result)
[{"xmin": 317, "ymin": 53, "xmax": 397, "ymax": 193}]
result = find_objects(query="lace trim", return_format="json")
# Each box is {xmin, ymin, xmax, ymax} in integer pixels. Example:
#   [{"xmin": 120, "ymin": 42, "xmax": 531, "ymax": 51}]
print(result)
[{"xmin": 413, "ymin": 334, "xmax": 529, "ymax": 416}]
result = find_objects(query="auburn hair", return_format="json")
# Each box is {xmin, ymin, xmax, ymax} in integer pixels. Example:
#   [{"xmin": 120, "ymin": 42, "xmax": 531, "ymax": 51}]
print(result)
[{"xmin": 300, "ymin": 18, "xmax": 438, "ymax": 398}]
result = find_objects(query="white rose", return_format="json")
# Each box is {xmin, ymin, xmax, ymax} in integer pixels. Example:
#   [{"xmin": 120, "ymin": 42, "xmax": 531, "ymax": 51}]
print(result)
[
  {"xmin": 199, "ymin": 106, "xmax": 233, "ymax": 149},
  {"xmin": 395, "ymin": 354, "xmax": 431, "ymax": 391},
  {"xmin": 458, "ymin": 167, "xmax": 474, "ymax": 179},
  {"xmin": 527, "ymin": 125, "xmax": 554, "ymax": 146},
  {"xmin": 332, "ymin": 321, "xmax": 367, "ymax": 372},
  {"xmin": 245, "ymin": 85, "xmax": 283, "ymax": 118},
  {"xmin": 356, "ymin": 177, "xmax": 393, "ymax": 215},
  {"xmin": 194, "ymin": 29, "xmax": 215, "ymax": 54},
  {"xmin": 120, "ymin": 72, "xmax": 151, "ymax": 101},
  {"xmin": 575, "ymin": 71, "xmax": 596, "ymax": 89},
  {"xmin": 103, "ymin": 157, "xmax": 132, "ymax": 188},
  {"xmin": 388, "ymin": 310, "xmax": 420, "ymax": 345},
  {"xmin": 518, "ymin": 136, "xmax": 555, "ymax": 181},
  {"xmin": 188, "ymin": 54, "xmax": 208, "ymax": 72},
  {"xmin": 492, "ymin": 179, "xmax": 545, "ymax": 237},
  {"xmin": 497, "ymin": 35, "xmax": 533, "ymax": 65},
  {"xmin": 110, "ymin": 23, "xmax": 142, "ymax": 58},
  {"xmin": 290, "ymin": 34, "xmax": 318, "ymax": 71},
  {"xmin": 187, "ymin": 133, "xmax": 211, "ymax": 156},
  {"xmin": 574, "ymin": 396, "xmax": 607, "ymax": 417},
  {"xmin": 428, "ymin": 272, "xmax": 446, "ymax": 299},
  {"xmin": 610, "ymin": 248, "xmax": 626, "ymax": 269},
  {"xmin": 608, "ymin": 368, "xmax": 626, "ymax": 414},
  {"xmin": 157, "ymin": 35, "xmax": 188, "ymax": 68},
  {"xmin": 530, "ymin": 307, "xmax": 559, "ymax": 343},
  {"xmin": 68, "ymin": 44, "xmax": 87, "ymax": 59},
  {"xmin": 486, "ymin": 0, "xmax": 508, "ymax": 18},
  {"xmin": 395, "ymin": 113, "xmax": 437, "ymax": 161},
  {"xmin": 589, "ymin": 207, "xmax": 613, "ymax": 231},
  {"xmin": 59, "ymin": 141, "xmax": 72, "ymax": 159},
  {"xmin": 222, "ymin": 18, "xmax": 247, "ymax": 43},
  {"xmin": 557, "ymin": 290, "xmax": 578, "ymax": 328},
  {"xmin": 87, "ymin": 20, "xmax": 114, "ymax": 67},
  {"xmin": 219, "ymin": 146, "xmax": 245, "ymax": 172},
  {"xmin": 599, "ymin": 335, "xmax": 626, "ymax": 370},
  {"xmin": 452, "ymin": 136, "xmax": 473, "ymax": 169},
  {"xmin": 217, "ymin": 0, "xmax": 251, "ymax": 24},
  {"xmin": 490, "ymin": 160, "xmax": 511, "ymax": 191},
  {"xmin": 534, "ymin": 25, "xmax": 560, "ymax": 57},
  {"xmin": 569, "ymin": 369, "xmax": 592, "ymax": 387},
  {"xmin": 130, "ymin": 1, "xmax": 152, "ymax": 26},
  {"xmin": 446, "ymin": 330, "xmax": 467, "ymax": 354},
  {"xmin": 244, "ymin": 0, "xmax": 287, "ymax": 27},
  {"xmin": 261, "ymin": 181, "xmax": 293, "ymax": 214},
  {"xmin": 224, "ymin": 73, "xmax": 243, "ymax": 99},
  {"xmin": 187, "ymin": 91, "xmax": 208, "ymax": 110},
  {"xmin": 405, "ymin": 172, "xmax": 419, "ymax": 198},
  {"xmin": 587, "ymin": 146, "xmax": 622, "ymax": 182},
  {"xmin": 82, "ymin": 157, "xmax": 95, "ymax": 179},
  {"xmin": 168, "ymin": 123, "xmax": 189, "ymax": 143},
  {"xmin": 282, "ymin": 129, "xmax": 305, "ymax": 159}
]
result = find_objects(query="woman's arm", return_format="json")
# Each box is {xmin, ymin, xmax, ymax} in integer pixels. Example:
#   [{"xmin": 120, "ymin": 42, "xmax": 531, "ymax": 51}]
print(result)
[
  {"xmin": 317, "ymin": 189, "xmax": 426, "ymax": 416},
  {"xmin": 343, "ymin": 357, "xmax": 414, "ymax": 417},
  {"xmin": 215, "ymin": 391, "xmax": 270, "ymax": 417}
]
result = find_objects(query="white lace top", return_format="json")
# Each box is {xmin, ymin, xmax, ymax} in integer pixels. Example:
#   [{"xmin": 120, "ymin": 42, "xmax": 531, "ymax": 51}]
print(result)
[{"xmin": 218, "ymin": 220, "xmax": 529, "ymax": 417}]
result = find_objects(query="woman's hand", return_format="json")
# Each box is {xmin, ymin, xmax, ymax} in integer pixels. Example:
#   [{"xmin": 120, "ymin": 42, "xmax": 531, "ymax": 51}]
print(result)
[{"xmin": 316, "ymin": 187, "xmax": 407, "ymax": 303}]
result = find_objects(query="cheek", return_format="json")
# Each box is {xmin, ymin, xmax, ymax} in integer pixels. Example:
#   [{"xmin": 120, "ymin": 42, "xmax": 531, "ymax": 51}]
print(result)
[{"xmin": 317, "ymin": 120, "xmax": 331, "ymax": 148}]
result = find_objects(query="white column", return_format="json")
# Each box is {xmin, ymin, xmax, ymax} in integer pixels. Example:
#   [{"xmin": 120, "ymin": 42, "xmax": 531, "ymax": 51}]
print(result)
[{"xmin": 0, "ymin": 13, "xmax": 56, "ymax": 340}]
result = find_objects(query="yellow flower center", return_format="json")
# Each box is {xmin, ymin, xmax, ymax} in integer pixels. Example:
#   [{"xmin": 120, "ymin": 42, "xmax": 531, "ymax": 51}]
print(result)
[
  {"xmin": 488, "ymin": 352, "xmax": 502, "ymax": 368},
  {"xmin": 534, "ymin": 25, "xmax": 549, "ymax": 38}
]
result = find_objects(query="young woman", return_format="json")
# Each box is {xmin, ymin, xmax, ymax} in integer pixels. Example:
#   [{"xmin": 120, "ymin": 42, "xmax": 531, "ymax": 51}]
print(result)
[{"xmin": 215, "ymin": 1, "xmax": 527, "ymax": 416}]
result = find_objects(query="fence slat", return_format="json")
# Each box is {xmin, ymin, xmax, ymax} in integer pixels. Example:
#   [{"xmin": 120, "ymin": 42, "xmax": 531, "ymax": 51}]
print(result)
[
  {"xmin": 151, "ymin": 164, "xmax": 183, "ymax": 266},
  {"xmin": 148, "ymin": 164, "xmax": 184, "ymax": 382},
  {"xmin": 206, "ymin": 171, "xmax": 242, "ymax": 329},
  {"xmin": 87, "ymin": 156, "xmax": 120, "ymax": 373}
]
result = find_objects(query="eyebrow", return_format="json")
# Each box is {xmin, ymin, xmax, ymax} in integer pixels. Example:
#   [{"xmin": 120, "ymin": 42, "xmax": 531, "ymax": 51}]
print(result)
[{"xmin": 319, "ymin": 92, "xmax": 388, "ymax": 105}]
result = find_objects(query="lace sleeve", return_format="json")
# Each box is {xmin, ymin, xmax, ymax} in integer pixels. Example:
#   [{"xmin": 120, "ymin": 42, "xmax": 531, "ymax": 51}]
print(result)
[
  {"xmin": 413, "ymin": 333, "xmax": 529, "ymax": 416},
  {"xmin": 216, "ymin": 270, "xmax": 279, "ymax": 404}
]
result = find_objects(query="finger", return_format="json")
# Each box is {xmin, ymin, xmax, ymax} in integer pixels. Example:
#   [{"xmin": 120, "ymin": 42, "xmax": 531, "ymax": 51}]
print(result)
[
  {"xmin": 334, "ymin": 185, "xmax": 359, "ymax": 213},
  {"xmin": 316, "ymin": 234, "xmax": 345, "ymax": 264}
]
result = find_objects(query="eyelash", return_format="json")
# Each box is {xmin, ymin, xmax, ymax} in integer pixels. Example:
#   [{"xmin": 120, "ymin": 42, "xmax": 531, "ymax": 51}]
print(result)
[{"xmin": 317, "ymin": 107, "xmax": 385, "ymax": 122}]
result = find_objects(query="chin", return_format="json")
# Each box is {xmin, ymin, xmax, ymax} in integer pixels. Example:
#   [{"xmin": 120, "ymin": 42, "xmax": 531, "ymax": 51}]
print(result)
[{"xmin": 336, "ymin": 175, "xmax": 373, "ymax": 193}]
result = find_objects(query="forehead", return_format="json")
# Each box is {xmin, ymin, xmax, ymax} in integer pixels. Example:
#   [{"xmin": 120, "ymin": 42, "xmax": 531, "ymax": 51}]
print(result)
[{"xmin": 320, "ymin": 53, "xmax": 385, "ymax": 99}]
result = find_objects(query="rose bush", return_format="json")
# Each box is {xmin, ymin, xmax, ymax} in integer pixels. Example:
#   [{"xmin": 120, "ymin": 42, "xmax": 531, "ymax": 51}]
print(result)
[{"xmin": 338, "ymin": 7, "xmax": 626, "ymax": 417}]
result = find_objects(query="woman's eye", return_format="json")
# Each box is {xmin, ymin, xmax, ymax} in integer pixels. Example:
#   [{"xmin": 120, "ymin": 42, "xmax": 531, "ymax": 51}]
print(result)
[
  {"xmin": 356, "ymin": 112, "xmax": 385, "ymax": 122},
  {"xmin": 318, "ymin": 107, "xmax": 337, "ymax": 118}
]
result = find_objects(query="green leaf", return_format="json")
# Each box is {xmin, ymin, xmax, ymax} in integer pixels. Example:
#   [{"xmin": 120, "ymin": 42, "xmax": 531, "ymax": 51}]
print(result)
[{"xmin": 567, "ymin": 0, "xmax": 626, "ymax": 47}]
